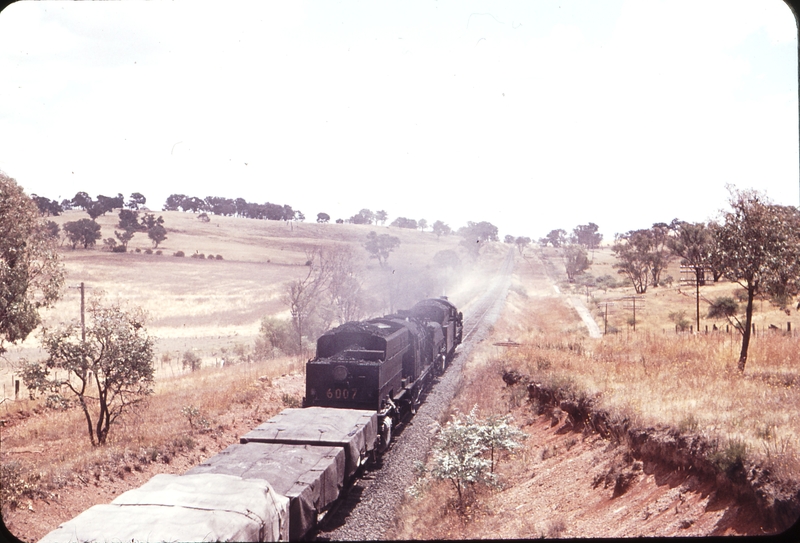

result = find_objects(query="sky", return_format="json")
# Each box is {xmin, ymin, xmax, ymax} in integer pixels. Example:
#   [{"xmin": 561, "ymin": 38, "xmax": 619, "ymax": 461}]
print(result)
[{"xmin": 0, "ymin": 0, "xmax": 797, "ymax": 242}]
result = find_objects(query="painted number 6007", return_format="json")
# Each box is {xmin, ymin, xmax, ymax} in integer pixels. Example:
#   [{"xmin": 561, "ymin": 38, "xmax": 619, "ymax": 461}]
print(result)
[{"xmin": 326, "ymin": 388, "xmax": 357, "ymax": 399}]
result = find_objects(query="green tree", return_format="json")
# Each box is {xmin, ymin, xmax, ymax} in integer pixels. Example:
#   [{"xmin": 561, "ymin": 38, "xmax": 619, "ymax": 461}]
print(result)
[
  {"xmin": 418, "ymin": 219, "xmax": 428, "ymax": 231},
  {"xmin": 114, "ymin": 209, "xmax": 144, "ymax": 251},
  {"xmin": 543, "ymin": 229, "xmax": 567, "ymax": 248},
  {"xmin": 459, "ymin": 221, "xmax": 499, "ymax": 258},
  {"xmin": 477, "ymin": 413, "xmax": 527, "ymax": 473},
  {"xmin": 707, "ymin": 296, "xmax": 738, "ymax": 320},
  {"xmin": 564, "ymin": 244, "xmax": 591, "ymax": 282},
  {"xmin": 515, "ymin": 236, "xmax": 531, "ymax": 255},
  {"xmin": 254, "ymin": 317, "xmax": 296, "ymax": 358},
  {"xmin": 126, "ymin": 192, "xmax": 146, "ymax": 210},
  {"xmin": 668, "ymin": 220, "xmax": 715, "ymax": 286},
  {"xmin": 31, "ymin": 195, "xmax": 62, "ymax": 216},
  {"xmin": 430, "ymin": 409, "xmax": 493, "ymax": 508},
  {"xmin": 70, "ymin": 191, "xmax": 93, "ymax": 211},
  {"xmin": 391, "ymin": 217, "xmax": 417, "ymax": 229},
  {"xmin": 648, "ymin": 223, "xmax": 674, "ymax": 287},
  {"xmin": 376, "ymin": 210, "xmax": 388, "ymax": 225},
  {"xmin": 0, "ymin": 174, "xmax": 64, "ymax": 353},
  {"xmin": 140, "ymin": 213, "xmax": 164, "ymax": 230},
  {"xmin": 363, "ymin": 231, "xmax": 401, "ymax": 267},
  {"xmin": 117, "ymin": 209, "xmax": 143, "ymax": 232},
  {"xmin": 612, "ymin": 229, "xmax": 653, "ymax": 293},
  {"xmin": 64, "ymin": 219, "xmax": 102, "ymax": 249},
  {"xmin": 429, "ymin": 407, "xmax": 525, "ymax": 509},
  {"xmin": 316, "ymin": 212, "xmax": 330, "ymax": 223},
  {"xmin": 88, "ymin": 194, "xmax": 124, "ymax": 219},
  {"xmin": 147, "ymin": 224, "xmax": 168, "ymax": 248},
  {"xmin": 432, "ymin": 220, "xmax": 451, "ymax": 239},
  {"xmin": 163, "ymin": 193, "xmax": 186, "ymax": 211},
  {"xmin": 21, "ymin": 299, "xmax": 154, "ymax": 446},
  {"xmin": 710, "ymin": 188, "xmax": 800, "ymax": 372},
  {"xmin": 571, "ymin": 223, "xmax": 602, "ymax": 249}
]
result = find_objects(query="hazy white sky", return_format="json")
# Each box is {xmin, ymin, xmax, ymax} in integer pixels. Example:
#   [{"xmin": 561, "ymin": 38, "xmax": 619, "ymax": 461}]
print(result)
[{"xmin": 0, "ymin": 0, "xmax": 797, "ymax": 241}]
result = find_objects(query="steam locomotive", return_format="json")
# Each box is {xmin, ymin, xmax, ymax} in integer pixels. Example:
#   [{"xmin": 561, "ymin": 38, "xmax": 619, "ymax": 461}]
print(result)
[
  {"xmin": 304, "ymin": 297, "xmax": 463, "ymax": 449},
  {"xmin": 39, "ymin": 298, "xmax": 463, "ymax": 542}
]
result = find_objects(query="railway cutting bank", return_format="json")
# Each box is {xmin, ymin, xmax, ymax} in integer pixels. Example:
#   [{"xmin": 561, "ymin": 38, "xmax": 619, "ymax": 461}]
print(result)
[{"xmin": 387, "ymin": 248, "xmax": 800, "ymax": 539}]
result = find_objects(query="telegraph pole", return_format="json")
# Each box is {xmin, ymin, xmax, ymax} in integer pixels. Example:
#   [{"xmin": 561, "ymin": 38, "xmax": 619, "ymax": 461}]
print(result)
[
  {"xmin": 80, "ymin": 282, "xmax": 85, "ymax": 341},
  {"xmin": 69, "ymin": 282, "xmax": 88, "ymax": 341}
]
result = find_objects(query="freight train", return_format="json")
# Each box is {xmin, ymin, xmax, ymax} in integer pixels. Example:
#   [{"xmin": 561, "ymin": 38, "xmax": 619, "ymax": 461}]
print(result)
[{"xmin": 38, "ymin": 297, "xmax": 463, "ymax": 542}]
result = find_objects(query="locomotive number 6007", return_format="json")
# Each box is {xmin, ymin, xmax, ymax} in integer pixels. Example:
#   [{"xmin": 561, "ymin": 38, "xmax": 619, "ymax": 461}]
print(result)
[{"xmin": 326, "ymin": 387, "xmax": 358, "ymax": 400}]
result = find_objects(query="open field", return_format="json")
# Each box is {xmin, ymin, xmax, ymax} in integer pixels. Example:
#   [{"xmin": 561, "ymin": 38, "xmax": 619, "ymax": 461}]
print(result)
[
  {"xmin": 2, "ymin": 213, "xmax": 799, "ymax": 540},
  {"xmin": 1, "ymin": 209, "xmax": 472, "ymax": 389}
]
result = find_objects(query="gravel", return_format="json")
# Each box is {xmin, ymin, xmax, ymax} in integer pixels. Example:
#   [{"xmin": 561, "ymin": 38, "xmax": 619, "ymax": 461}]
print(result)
[{"xmin": 317, "ymin": 250, "xmax": 513, "ymax": 541}]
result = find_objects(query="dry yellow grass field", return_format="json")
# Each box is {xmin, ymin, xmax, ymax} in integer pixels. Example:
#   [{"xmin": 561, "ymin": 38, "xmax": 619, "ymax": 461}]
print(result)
[
  {"xmin": 390, "ymin": 245, "xmax": 800, "ymax": 538},
  {"xmin": 0, "ymin": 209, "xmax": 466, "ymax": 387}
]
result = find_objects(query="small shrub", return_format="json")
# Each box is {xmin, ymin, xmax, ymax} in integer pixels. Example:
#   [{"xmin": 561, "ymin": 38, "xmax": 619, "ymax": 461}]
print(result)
[
  {"xmin": 155, "ymin": 250, "xmax": 162, "ymax": 255},
  {"xmin": 546, "ymin": 519, "xmax": 567, "ymax": 538},
  {"xmin": 144, "ymin": 248, "xmax": 153, "ymax": 255},
  {"xmin": 215, "ymin": 254, "xmax": 223, "ymax": 260},
  {"xmin": 668, "ymin": 310, "xmax": 691, "ymax": 332},
  {"xmin": 45, "ymin": 394, "xmax": 71, "ymax": 410},
  {"xmin": 174, "ymin": 251, "xmax": 185, "ymax": 257},
  {"xmin": 197, "ymin": 213, "xmax": 210, "ymax": 223},
  {"xmin": 207, "ymin": 254, "xmax": 214, "ymax": 259},
  {"xmin": 191, "ymin": 253, "xmax": 205, "ymax": 259},
  {"xmin": 180, "ymin": 405, "xmax": 210, "ymax": 431},
  {"xmin": 134, "ymin": 248, "xmax": 141, "ymax": 253},
  {"xmin": 678, "ymin": 413, "xmax": 699, "ymax": 433},
  {"xmin": 282, "ymin": 393, "xmax": 301, "ymax": 408},
  {"xmin": 182, "ymin": 350, "xmax": 202, "ymax": 372},
  {"xmin": 709, "ymin": 438, "xmax": 747, "ymax": 474},
  {"xmin": 708, "ymin": 297, "xmax": 738, "ymax": 319}
]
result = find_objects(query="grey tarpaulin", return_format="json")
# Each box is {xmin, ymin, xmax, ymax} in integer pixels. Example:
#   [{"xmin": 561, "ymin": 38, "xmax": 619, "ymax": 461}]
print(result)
[
  {"xmin": 37, "ymin": 473, "xmax": 289, "ymax": 542},
  {"xmin": 186, "ymin": 442, "xmax": 345, "ymax": 541},
  {"xmin": 240, "ymin": 407, "xmax": 378, "ymax": 478}
]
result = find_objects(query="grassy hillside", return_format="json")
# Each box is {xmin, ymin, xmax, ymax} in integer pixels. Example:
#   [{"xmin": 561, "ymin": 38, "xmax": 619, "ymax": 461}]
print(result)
[{"xmin": 2, "ymin": 209, "xmax": 475, "ymax": 385}]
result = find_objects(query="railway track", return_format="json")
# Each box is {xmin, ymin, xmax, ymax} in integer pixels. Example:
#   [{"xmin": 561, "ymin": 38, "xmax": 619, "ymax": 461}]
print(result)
[{"xmin": 316, "ymin": 249, "xmax": 515, "ymax": 541}]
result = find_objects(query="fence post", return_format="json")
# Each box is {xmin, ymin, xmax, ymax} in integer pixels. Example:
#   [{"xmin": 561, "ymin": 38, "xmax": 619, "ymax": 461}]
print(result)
[{"xmin": 14, "ymin": 380, "xmax": 19, "ymax": 400}]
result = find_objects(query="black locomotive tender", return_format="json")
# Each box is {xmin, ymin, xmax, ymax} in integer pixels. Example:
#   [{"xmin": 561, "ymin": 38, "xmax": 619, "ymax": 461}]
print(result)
[{"xmin": 38, "ymin": 297, "xmax": 463, "ymax": 543}]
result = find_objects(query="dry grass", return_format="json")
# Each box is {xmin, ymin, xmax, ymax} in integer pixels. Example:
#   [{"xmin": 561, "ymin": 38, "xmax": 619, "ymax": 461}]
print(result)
[
  {"xmin": 391, "ymin": 246, "xmax": 800, "ymax": 539},
  {"xmin": 1, "ymin": 209, "xmax": 466, "ymax": 392},
  {"xmin": 521, "ymin": 245, "xmax": 800, "ymax": 479},
  {"xmin": 0, "ymin": 355, "xmax": 301, "ymax": 513}
]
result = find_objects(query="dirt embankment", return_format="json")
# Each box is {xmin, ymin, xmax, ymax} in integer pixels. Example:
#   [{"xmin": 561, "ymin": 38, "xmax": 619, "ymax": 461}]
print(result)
[{"xmin": 525, "ymin": 376, "xmax": 800, "ymax": 535}]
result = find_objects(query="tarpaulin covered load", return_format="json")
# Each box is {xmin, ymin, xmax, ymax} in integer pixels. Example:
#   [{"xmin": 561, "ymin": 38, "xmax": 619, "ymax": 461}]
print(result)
[
  {"xmin": 186, "ymin": 442, "xmax": 345, "ymax": 541},
  {"xmin": 38, "ymin": 473, "xmax": 289, "ymax": 543},
  {"xmin": 240, "ymin": 407, "xmax": 377, "ymax": 478}
]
